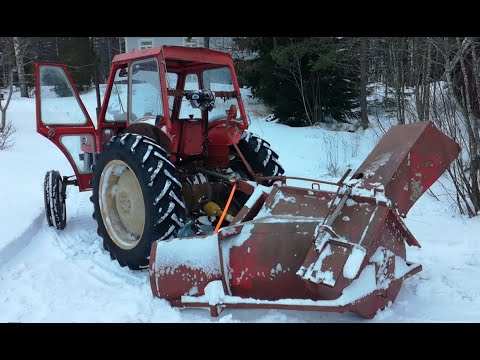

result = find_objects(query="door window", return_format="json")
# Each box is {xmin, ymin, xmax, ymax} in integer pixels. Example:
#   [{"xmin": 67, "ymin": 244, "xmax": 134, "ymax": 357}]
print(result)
[
  {"xmin": 39, "ymin": 65, "xmax": 89, "ymax": 125},
  {"xmin": 60, "ymin": 134, "xmax": 95, "ymax": 174}
]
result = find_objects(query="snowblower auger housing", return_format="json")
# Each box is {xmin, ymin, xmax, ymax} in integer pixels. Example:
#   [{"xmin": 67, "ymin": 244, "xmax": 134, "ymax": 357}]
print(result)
[{"xmin": 149, "ymin": 121, "xmax": 460, "ymax": 319}]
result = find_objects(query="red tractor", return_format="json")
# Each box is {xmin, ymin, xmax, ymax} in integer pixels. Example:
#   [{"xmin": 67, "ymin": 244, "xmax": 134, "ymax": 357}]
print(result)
[{"xmin": 37, "ymin": 46, "xmax": 284, "ymax": 270}]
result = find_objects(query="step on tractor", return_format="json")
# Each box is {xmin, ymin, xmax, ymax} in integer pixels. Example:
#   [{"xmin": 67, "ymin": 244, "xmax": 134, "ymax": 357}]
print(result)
[{"xmin": 36, "ymin": 46, "xmax": 460, "ymax": 319}]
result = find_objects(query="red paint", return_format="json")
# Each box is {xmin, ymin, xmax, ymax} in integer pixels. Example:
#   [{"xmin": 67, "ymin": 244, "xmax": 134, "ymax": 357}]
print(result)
[{"xmin": 178, "ymin": 120, "xmax": 204, "ymax": 156}]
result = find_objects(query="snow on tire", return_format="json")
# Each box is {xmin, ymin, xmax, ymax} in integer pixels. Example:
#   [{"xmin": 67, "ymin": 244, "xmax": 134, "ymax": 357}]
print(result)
[
  {"xmin": 44, "ymin": 170, "xmax": 67, "ymax": 230},
  {"xmin": 91, "ymin": 133, "xmax": 187, "ymax": 270},
  {"xmin": 236, "ymin": 130, "xmax": 285, "ymax": 185}
]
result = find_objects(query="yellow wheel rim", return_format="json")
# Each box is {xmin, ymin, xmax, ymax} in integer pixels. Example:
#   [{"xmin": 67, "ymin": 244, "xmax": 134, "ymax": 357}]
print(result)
[{"xmin": 99, "ymin": 160, "xmax": 145, "ymax": 250}]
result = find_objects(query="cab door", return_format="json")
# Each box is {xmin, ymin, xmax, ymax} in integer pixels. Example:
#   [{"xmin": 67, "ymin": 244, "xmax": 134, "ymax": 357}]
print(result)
[{"xmin": 35, "ymin": 62, "xmax": 97, "ymax": 191}]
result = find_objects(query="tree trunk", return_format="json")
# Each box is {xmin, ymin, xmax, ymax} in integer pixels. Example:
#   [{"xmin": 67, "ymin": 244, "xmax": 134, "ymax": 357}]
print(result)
[
  {"xmin": 0, "ymin": 70, "xmax": 14, "ymax": 130},
  {"xmin": 398, "ymin": 38, "xmax": 406, "ymax": 125},
  {"xmin": 1, "ymin": 110, "xmax": 6, "ymax": 130},
  {"xmin": 413, "ymin": 38, "xmax": 423, "ymax": 121},
  {"xmin": 13, "ymin": 37, "xmax": 28, "ymax": 98},
  {"xmin": 295, "ymin": 56, "xmax": 313, "ymax": 126},
  {"xmin": 471, "ymin": 43, "xmax": 480, "ymax": 141},
  {"xmin": 360, "ymin": 37, "xmax": 369, "ymax": 130},
  {"xmin": 423, "ymin": 39, "xmax": 432, "ymax": 121}
]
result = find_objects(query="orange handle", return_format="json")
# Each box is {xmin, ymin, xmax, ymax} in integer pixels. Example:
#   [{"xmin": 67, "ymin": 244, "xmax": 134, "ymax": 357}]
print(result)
[{"xmin": 214, "ymin": 183, "xmax": 237, "ymax": 234}]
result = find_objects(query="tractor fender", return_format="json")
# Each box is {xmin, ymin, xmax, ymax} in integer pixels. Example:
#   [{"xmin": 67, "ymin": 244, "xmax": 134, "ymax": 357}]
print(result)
[{"xmin": 120, "ymin": 123, "xmax": 173, "ymax": 151}]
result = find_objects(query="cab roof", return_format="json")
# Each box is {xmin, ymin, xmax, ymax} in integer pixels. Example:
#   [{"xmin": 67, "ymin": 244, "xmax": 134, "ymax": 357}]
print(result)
[{"xmin": 112, "ymin": 45, "xmax": 234, "ymax": 66}]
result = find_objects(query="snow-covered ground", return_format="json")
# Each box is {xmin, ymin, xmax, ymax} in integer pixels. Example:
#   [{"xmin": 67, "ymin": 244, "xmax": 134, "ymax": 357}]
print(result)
[{"xmin": 1, "ymin": 88, "xmax": 480, "ymax": 323}]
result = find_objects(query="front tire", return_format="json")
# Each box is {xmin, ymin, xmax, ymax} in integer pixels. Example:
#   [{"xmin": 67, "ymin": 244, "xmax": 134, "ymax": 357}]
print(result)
[
  {"xmin": 91, "ymin": 133, "xmax": 187, "ymax": 270},
  {"xmin": 44, "ymin": 170, "xmax": 67, "ymax": 230}
]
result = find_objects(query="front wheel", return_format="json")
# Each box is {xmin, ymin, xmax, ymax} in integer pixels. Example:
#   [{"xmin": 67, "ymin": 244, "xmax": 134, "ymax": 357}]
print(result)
[
  {"xmin": 44, "ymin": 170, "xmax": 67, "ymax": 230},
  {"xmin": 91, "ymin": 133, "xmax": 187, "ymax": 270}
]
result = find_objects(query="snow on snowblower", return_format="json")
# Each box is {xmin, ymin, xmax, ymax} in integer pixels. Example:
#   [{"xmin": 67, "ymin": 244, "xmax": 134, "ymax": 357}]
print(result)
[
  {"xmin": 149, "ymin": 121, "xmax": 460, "ymax": 318},
  {"xmin": 35, "ymin": 46, "xmax": 460, "ymax": 319}
]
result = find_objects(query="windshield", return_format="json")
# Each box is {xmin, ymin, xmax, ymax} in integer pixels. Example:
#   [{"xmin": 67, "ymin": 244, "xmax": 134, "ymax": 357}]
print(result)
[
  {"xmin": 203, "ymin": 67, "xmax": 240, "ymax": 123},
  {"xmin": 129, "ymin": 58, "xmax": 163, "ymax": 122},
  {"xmin": 165, "ymin": 65, "xmax": 240, "ymax": 123}
]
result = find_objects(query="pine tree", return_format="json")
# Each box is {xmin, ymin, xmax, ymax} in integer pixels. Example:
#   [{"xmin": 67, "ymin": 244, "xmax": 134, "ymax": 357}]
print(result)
[
  {"xmin": 57, "ymin": 37, "xmax": 96, "ymax": 93},
  {"xmin": 236, "ymin": 37, "xmax": 360, "ymax": 126}
]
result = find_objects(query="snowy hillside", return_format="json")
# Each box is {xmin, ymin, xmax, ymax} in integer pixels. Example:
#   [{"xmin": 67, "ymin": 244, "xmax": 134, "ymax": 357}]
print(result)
[{"xmin": 1, "ymin": 88, "xmax": 480, "ymax": 322}]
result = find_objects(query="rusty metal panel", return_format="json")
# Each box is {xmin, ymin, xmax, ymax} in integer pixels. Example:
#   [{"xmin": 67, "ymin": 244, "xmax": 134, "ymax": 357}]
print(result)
[
  {"xmin": 330, "ymin": 199, "xmax": 384, "ymax": 246},
  {"xmin": 149, "ymin": 235, "xmax": 222, "ymax": 301},
  {"xmin": 370, "ymin": 211, "xmax": 408, "ymax": 259},
  {"xmin": 226, "ymin": 221, "xmax": 320, "ymax": 300},
  {"xmin": 303, "ymin": 242, "xmax": 352, "ymax": 287},
  {"xmin": 352, "ymin": 121, "xmax": 460, "ymax": 215},
  {"xmin": 264, "ymin": 186, "xmax": 334, "ymax": 218}
]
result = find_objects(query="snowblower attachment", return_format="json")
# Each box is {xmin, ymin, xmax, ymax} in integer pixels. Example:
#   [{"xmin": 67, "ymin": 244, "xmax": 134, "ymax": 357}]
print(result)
[{"xmin": 149, "ymin": 121, "xmax": 460, "ymax": 318}]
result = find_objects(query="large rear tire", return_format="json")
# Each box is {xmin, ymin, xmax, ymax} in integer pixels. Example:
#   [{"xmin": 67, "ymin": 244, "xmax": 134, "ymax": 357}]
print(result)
[
  {"xmin": 235, "ymin": 131, "xmax": 285, "ymax": 185},
  {"xmin": 91, "ymin": 133, "xmax": 187, "ymax": 270}
]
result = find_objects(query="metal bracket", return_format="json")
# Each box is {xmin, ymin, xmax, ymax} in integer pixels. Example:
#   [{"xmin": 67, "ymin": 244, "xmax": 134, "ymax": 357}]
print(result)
[{"xmin": 61, "ymin": 176, "xmax": 78, "ymax": 200}]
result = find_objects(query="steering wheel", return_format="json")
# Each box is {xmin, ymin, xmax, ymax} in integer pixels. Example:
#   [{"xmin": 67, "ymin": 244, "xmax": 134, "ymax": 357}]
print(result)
[{"xmin": 130, "ymin": 112, "xmax": 157, "ymax": 123}]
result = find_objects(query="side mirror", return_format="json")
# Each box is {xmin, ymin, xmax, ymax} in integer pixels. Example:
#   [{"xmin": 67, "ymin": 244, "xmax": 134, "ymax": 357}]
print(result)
[{"xmin": 118, "ymin": 67, "xmax": 128, "ymax": 78}]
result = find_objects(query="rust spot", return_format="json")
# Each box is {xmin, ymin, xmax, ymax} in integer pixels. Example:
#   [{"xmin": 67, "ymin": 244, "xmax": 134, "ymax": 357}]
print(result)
[
  {"xmin": 410, "ymin": 179, "xmax": 423, "ymax": 202},
  {"xmin": 422, "ymin": 160, "xmax": 434, "ymax": 167}
]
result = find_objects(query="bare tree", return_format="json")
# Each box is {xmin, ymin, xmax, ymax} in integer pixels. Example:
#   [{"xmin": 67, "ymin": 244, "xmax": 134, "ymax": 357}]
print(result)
[
  {"xmin": 359, "ymin": 37, "xmax": 369, "ymax": 129},
  {"xmin": 454, "ymin": 37, "xmax": 480, "ymax": 213},
  {"xmin": 0, "ymin": 37, "xmax": 16, "ymax": 149},
  {"xmin": 12, "ymin": 37, "xmax": 28, "ymax": 97},
  {"xmin": 0, "ymin": 69, "xmax": 13, "ymax": 130},
  {"xmin": 365, "ymin": 36, "xmax": 479, "ymax": 215},
  {"xmin": 93, "ymin": 37, "xmax": 125, "ymax": 81},
  {"xmin": 405, "ymin": 37, "xmax": 480, "ymax": 216}
]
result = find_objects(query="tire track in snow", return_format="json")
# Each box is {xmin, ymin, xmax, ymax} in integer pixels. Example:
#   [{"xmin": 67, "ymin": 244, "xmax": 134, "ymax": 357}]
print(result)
[
  {"xmin": 49, "ymin": 191, "xmax": 147, "ymax": 288},
  {"xmin": 52, "ymin": 225, "xmax": 148, "ymax": 288}
]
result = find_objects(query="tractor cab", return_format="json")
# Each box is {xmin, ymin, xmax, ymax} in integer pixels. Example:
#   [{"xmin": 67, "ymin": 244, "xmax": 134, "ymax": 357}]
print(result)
[
  {"xmin": 100, "ymin": 47, "xmax": 248, "ymax": 162},
  {"xmin": 35, "ymin": 46, "xmax": 249, "ymax": 191},
  {"xmin": 104, "ymin": 47, "xmax": 248, "ymax": 126}
]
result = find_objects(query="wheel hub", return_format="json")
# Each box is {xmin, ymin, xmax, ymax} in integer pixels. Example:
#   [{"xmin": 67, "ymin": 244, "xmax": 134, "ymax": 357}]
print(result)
[
  {"xmin": 99, "ymin": 160, "xmax": 145, "ymax": 250},
  {"xmin": 117, "ymin": 192, "xmax": 131, "ymax": 214},
  {"xmin": 115, "ymin": 170, "xmax": 144, "ymax": 237}
]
